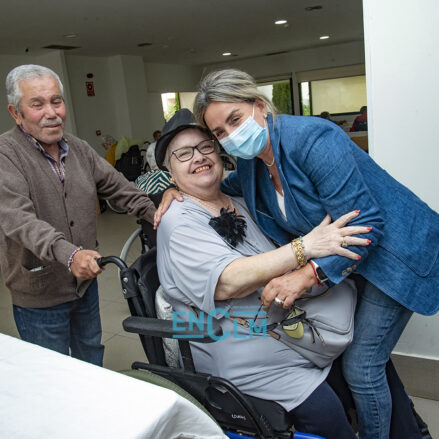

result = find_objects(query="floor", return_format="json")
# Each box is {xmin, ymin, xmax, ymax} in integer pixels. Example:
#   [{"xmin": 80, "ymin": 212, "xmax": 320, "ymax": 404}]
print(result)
[{"xmin": 1, "ymin": 209, "xmax": 438, "ymax": 437}]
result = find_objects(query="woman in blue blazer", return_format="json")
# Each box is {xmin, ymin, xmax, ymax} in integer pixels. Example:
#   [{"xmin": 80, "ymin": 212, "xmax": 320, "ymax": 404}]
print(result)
[{"xmin": 187, "ymin": 69, "xmax": 438, "ymax": 439}]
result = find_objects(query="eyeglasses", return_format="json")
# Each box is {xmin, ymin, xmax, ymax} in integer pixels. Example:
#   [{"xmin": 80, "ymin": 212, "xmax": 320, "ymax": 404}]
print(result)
[
  {"xmin": 266, "ymin": 307, "xmax": 307, "ymax": 332},
  {"xmin": 171, "ymin": 139, "xmax": 217, "ymax": 162}
]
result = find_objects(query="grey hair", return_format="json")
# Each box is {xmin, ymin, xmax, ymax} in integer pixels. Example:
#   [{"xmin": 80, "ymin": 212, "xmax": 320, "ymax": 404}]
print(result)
[
  {"xmin": 193, "ymin": 69, "xmax": 277, "ymax": 127},
  {"xmin": 163, "ymin": 150, "xmax": 172, "ymax": 171},
  {"xmin": 6, "ymin": 64, "xmax": 64, "ymax": 112}
]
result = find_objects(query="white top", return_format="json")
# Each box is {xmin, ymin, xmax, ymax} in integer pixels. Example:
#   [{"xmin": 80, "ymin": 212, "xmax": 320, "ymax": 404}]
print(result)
[
  {"xmin": 0, "ymin": 334, "xmax": 226, "ymax": 439},
  {"xmin": 275, "ymin": 190, "xmax": 287, "ymax": 220},
  {"xmin": 145, "ymin": 141, "xmax": 157, "ymax": 169}
]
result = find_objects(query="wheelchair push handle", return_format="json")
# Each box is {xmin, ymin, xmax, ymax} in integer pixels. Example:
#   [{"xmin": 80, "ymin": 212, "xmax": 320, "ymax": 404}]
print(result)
[{"xmin": 95, "ymin": 256, "xmax": 128, "ymax": 270}]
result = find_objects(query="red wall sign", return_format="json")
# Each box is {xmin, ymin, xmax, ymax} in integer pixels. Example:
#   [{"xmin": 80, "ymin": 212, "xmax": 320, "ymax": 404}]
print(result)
[{"xmin": 86, "ymin": 81, "xmax": 95, "ymax": 97}]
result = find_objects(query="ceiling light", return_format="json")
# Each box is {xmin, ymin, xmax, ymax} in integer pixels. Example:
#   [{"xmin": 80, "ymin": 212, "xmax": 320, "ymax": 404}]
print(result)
[
  {"xmin": 275, "ymin": 20, "xmax": 287, "ymax": 25},
  {"xmin": 222, "ymin": 52, "xmax": 232, "ymax": 56},
  {"xmin": 63, "ymin": 33, "xmax": 78, "ymax": 38},
  {"xmin": 320, "ymin": 35, "xmax": 330, "ymax": 40},
  {"xmin": 43, "ymin": 44, "xmax": 80, "ymax": 50},
  {"xmin": 305, "ymin": 6, "xmax": 323, "ymax": 11}
]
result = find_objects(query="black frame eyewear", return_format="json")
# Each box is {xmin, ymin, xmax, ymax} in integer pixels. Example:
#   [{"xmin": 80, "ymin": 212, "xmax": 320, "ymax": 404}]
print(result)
[
  {"xmin": 171, "ymin": 139, "xmax": 217, "ymax": 162},
  {"xmin": 266, "ymin": 307, "xmax": 307, "ymax": 332}
]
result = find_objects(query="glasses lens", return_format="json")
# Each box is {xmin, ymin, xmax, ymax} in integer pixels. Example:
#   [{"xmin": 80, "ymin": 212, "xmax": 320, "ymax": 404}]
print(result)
[
  {"xmin": 175, "ymin": 147, "xmax": 193, "ymax": 161},
  {"xmin": 198, "ymin": 140, "xmax": 215, "ymax": 155}
]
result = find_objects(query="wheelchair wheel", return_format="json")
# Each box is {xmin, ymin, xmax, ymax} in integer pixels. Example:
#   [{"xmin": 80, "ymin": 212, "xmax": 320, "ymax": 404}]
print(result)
[
  {"xmin": 120, "ymin": 228, "xmax": 149, "ymax": 267},
  {"xmin": 105, "ymin": 199, "xmax": 127, "ymax": 214}
]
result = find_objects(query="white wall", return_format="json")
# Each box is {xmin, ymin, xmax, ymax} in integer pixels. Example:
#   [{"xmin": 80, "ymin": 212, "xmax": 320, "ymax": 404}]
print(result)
[
  {"xmin": 363, "ymin": 0, "xmax": 439, "ymax": 359},
  {"xmin": 144, "ymin": 63, "xmax": 203, "ymax": 93},
  {"xmin": 66, "ymin": 54, "xmax": 163, "ymax": 154},
  {"xmin": 65, "ymin": 55, "xmax": 119, "ymax": 154},
  {"xmin": 0, "ymin": 54, "xmax": 38, "ymax": 134}
]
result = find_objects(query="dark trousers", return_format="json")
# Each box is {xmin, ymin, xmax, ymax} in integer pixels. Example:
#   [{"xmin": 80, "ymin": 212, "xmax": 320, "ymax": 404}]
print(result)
[
  {"xmin": 289, "ymin": 373, "xmax": 356, "ymax": 439},
  {"xmin": 13, "ymin": 279, "xmax": 104, "ymax": 366}
]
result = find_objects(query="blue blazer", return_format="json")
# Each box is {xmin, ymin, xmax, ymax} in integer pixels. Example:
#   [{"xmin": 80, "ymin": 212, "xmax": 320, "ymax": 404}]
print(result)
[{"xmin": 221, "ymin": 115, "xmax": 439, "ymax": 315}]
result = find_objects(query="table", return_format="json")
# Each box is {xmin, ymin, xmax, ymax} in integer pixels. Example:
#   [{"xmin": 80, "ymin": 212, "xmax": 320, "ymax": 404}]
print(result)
[
  {"xmin": 0, "ymin": 334, "xmax": 226, "ymax": 439},
  {"xmin": 348, "ymin": 131, "xmax": 369, "ymax": 152}
]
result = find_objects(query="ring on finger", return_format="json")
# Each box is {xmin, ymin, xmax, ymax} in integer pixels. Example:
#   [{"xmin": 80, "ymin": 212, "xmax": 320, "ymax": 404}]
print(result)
[
  {"xmin": 274, "ymin": 297, "xmax": 284, "ymax": 306},
  {"xmin": 341, "ymin": 237, "xmax": 348, "ymax": 248}
]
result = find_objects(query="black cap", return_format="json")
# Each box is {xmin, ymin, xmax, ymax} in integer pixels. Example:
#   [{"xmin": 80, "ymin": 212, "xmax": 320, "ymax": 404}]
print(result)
[{"xmin": 155, "ymin": 108, "xmax": 207, "ymax": 170}]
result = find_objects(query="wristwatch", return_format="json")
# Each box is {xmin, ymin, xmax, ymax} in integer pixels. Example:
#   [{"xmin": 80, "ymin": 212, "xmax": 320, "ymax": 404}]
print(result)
[{"xmin": 315, "ymin": 266, "xmax": 329, "ymax": 285}]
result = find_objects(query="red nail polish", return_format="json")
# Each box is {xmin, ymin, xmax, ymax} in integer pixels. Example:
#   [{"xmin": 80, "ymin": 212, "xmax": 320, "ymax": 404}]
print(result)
[
  {"xmin": 367, "ymin": 240, "xmax": 371, "ymax": 244},
  {"xmin": 367, "ymin": 227, "xmax": 373, "ymax": 230},
  {"xmin": 355, "ymin": 210, "xmax": 360, "ymax": 213},
  {"xmin": 357, "ymin": 255, "xmax": 361, "ymax": 260}
]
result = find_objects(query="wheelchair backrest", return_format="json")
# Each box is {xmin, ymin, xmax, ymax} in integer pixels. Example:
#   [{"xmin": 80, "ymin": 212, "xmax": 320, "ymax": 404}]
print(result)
[{"xmin": 126, "ymin": 248, "xmax": 167, "ymax": 365}]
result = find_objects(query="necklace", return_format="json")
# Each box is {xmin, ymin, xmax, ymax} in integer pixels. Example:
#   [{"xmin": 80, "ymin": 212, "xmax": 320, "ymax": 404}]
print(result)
[{"xmin": 180, "ymin": 192, "xmax": 234, "ymax": 215}]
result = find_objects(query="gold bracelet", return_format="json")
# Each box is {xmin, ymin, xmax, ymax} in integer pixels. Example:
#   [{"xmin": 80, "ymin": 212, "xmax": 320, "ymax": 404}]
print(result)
[{"xmin": 291, "ymin": 237, "xmax": 308, "ymax": 267}]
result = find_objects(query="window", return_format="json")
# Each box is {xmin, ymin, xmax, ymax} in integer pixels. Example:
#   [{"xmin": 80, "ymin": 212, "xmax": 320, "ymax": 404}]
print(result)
[
  {"xmin": 300, "ymin": 75, "xmax": 367, "ymax": 115},
  {"xmin": 161, "ymin": 92, "xmax": 198, "ymax": 121},
  {"xmin": 257, "ymin": 79, "xmax": 293, "ymax": 115},
  {"xmin": 161, "ymin": 93, "xmax": 181, "ymax": 121}
]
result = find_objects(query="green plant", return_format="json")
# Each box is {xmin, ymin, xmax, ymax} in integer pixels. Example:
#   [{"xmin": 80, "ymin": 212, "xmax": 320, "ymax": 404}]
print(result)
[{"xmin": 272, "ymin": 83, "xmax": 292, "ymax": 115}]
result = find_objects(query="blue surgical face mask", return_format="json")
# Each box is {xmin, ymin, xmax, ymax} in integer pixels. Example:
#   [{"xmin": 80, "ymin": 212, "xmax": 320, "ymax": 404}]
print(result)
[{"xmin": 219, "ymin": 105, "xmax": 268, "ymax": 160}]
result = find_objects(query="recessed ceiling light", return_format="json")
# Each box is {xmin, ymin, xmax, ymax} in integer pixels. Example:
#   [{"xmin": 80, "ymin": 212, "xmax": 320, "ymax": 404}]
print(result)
[
  {"xmin": 320, "ymin": 35, "xmax": 330, "ymax": 40},
  {"xmin": 275, "ymin": 20, "xmax": 287, "ymax": 25},
  {"xmin": 305, "ymin": 6, "xmax": 323, "ymax": 11},
  {"xmin": 63, "ymin": 33, "xmax": 78, "ymax": 38},
  {"xmin": 222, "ymin": 52, "xmax": 232, "ymax": 56}
]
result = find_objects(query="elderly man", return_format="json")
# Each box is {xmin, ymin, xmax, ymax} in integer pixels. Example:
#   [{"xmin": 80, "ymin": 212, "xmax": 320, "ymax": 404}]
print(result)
[{"xmin": 0, "ymin": 64, "xmax": 155, "ymax": 365}]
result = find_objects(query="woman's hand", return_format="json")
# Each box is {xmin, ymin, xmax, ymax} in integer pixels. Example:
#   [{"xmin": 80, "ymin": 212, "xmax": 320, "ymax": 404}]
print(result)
[
  {"xmin": 153, "ymin": 188, "xmax": 183, "ymax": 229},
  {"xmin": 303, "ymin": 210, "xmax": 371, "ymax": 260},
  {"xmin": 261, "ymin": 264, "xmax": 315, "ymax": 309}
]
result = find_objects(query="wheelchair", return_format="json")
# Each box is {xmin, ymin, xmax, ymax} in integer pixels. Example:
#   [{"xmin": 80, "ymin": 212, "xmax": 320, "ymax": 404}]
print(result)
[{"xmin": 97, "ymin": 246, "xmax": 329, "ymax": 439}]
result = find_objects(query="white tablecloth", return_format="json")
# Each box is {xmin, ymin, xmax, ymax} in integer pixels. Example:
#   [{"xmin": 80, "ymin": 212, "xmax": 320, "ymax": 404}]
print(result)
[{"xmin": 0, "ymin": 334, "xmax": 226, "ymax": 439}]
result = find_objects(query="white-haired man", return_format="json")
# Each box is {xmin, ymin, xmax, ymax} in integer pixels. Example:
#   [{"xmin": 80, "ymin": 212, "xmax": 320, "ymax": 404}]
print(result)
[{"xmin": 0, "ymin": 64, "xmax": 155, "ymax": 365}]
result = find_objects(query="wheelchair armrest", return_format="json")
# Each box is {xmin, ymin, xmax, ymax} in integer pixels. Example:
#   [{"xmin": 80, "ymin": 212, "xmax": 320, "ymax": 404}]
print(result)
[{"xmin": 122, "ymin": 316, "xmax": 223, "ymax": 343}]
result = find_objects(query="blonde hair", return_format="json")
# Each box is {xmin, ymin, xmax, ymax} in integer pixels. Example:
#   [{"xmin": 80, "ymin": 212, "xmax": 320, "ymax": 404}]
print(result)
[{"xmin": 193, "ymin": 69, "xmax": 277, "ymax": 127}]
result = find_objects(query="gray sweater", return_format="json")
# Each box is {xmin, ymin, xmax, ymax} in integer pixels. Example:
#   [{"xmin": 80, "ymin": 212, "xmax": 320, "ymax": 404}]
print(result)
[{"xmin": 0, "ymin": 126, "xmax": 155, "ymax": 308}]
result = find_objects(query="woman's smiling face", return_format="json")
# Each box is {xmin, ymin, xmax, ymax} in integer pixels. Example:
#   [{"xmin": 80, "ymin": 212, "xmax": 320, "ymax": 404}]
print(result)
[
  {"xmin": 203, "ymin": 99, "xmax": 267, "ymax": 141},
  {"xmin": 167, "ymin": 128, "xmax": 223, "ymax": 197}
]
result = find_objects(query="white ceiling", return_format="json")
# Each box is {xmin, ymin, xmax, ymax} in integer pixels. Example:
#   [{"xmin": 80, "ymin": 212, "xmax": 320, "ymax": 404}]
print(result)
[{"xmin": 0, "ymin": 0, "xmax": 364, "ymax": 65}]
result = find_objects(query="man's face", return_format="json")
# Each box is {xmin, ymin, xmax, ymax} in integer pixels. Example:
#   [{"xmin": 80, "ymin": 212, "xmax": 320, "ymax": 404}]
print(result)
[{"xmin": 8, "ymin": 75, "xmax": 66, "ymax": 148}]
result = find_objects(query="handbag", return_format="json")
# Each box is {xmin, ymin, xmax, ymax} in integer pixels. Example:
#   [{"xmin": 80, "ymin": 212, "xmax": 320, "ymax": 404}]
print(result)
[{"xmin": 273, "ymin": 278, "xmax": 357, "ymax": 368}]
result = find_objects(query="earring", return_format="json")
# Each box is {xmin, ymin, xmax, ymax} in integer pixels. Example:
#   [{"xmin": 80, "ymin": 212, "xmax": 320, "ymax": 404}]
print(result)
[{"xmin": 169, "ymin": 176, "xmax": 178, "ymax": 190}]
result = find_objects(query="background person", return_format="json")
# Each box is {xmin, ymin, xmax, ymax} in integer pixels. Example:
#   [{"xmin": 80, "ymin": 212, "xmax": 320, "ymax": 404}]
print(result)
[
  {"xmin": 155, "ymin": 109, "xmax": 372, "ymax": 439},
  {"xmin": 101, "ymin": 134, "xmax": 117, "ymax": 166},
  {"xmin": 319, "ymin": 111, "xmax": 346, "ymax": 127},
  {"xmin": 0, "ymin": 64, "xmax": 156, "ymax": 366},
  {"xmin": 135, "ymin": 129, "xmax": 173, "ymax": 195},
  {"xmin": 350, "ymin": 106, "xmax": 368, "ymax": 131},
  {"xmin": 145, "ymin": 129, "xmax": 162, "ymax": 171}
]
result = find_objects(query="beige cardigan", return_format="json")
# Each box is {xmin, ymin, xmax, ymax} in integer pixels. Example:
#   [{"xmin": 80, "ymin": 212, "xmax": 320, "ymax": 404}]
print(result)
[{"xmin": 0, "ymin": 126, "xmax": 155, "ymax": 308}]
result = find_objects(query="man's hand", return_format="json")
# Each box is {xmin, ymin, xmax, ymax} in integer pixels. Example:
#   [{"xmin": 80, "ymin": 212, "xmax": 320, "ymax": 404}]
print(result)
[
  {"xmin": 153, "ymin": 188, "xmax": 183, "ymax": 229},
  {"xmin": 70, "ymin": 249, "xmax": 102, "ymax": 280},
  {"xmin": 261, "ymin": 263, "xmax": 316, "ymax": 309}
]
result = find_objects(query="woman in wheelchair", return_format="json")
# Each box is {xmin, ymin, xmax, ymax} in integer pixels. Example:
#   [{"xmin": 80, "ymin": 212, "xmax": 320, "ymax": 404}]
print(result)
[{"xmin": 154, "ymin": 109, "xmax": 372, "ymax": 439}]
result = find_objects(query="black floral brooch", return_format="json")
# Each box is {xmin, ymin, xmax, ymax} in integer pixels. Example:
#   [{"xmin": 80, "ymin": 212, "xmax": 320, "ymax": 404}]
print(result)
[{"xmin": 209, "ymin": 207, "xmax": 247, "ymax": 247}]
